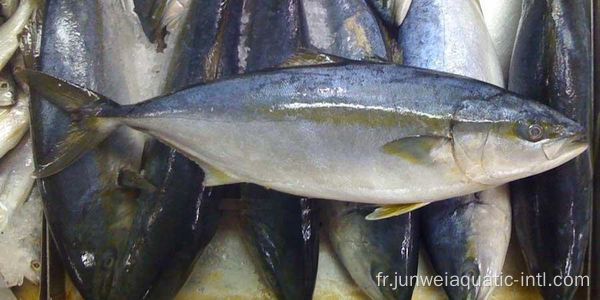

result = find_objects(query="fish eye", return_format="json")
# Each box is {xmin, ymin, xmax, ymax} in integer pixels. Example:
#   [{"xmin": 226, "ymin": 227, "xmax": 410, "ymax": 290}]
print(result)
[{"xmin": 527, "ymin": 124, "xmax": 544, "ymax": 141}]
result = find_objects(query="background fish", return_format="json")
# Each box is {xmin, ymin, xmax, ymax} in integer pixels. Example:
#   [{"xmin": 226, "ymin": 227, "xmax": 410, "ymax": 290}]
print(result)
[
  {"xmin": 398, "ymin": 0, "xmax": 511, "ymax": 298},
  {"xmin": 479, "ymin": 0, "xmax": 523, "ymax": 82},
  {"xmin": 324, "ymin": 203, "xmax": 419, "ymax": 300},
  {"xmin": 421, "ymin": 188, "xmax": 511, "ymax": 300},
  {"xmin": 509, "ymin": 1, "xmax": 593, "ymax": 299},
  {"xmin": 301, "ymin": 0, "xmax": 389, "ymax": 61},
  {"xmin": 365, "ymin": 0, "xmax": 412, "ymax": 26},
  {"xmin": 233, "ymin": 1, "xmax": 320, "ymax": 299}
]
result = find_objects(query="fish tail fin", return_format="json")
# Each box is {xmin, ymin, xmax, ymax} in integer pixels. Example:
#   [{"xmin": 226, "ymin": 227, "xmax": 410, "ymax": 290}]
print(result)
[{"xmin": 24, "ymin": 69, "xmax": 121, "ymax": 178}]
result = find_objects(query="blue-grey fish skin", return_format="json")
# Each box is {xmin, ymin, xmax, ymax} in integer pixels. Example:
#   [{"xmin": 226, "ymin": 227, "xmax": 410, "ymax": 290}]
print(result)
[
  {"xmin": 236, "ymin": 1, "xmax": 319, "ymax": 299},
  {"xmin": 325, "ymin": 203, "xmax": 419, "ymax": 300},
  {"xmin": 32, "ymin": 1, "xmax": 134, "ymax": 299},
  {"xmin": 240, "ymin": 186, "xmax": 319, "ymax": 300},
  {"xmin": 166, "ymin": 0, "xmax": 243, "ymax": 87},
  {"xmin": 509, "ymin": 1, "xmax": 593, "ymax": 299}
]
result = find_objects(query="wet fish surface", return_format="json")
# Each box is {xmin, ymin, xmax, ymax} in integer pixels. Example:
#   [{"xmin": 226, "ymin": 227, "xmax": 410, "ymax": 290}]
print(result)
[
  {"xmin": 399, "ymin": 1, "xmax": 511, "ymax": 299},
  {"xmin": 509, "ymin": 1, "xmax": 593, "ymax": 299},
  {"xmin": 30, "ymin": 62, "xmax": 587, "ymax": 205}
]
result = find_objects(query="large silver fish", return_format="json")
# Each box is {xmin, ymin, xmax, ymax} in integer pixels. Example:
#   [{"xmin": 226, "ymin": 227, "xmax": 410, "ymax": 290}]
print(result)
[
  {"xmin": 398, "ymin": 0, "xmax": 511, "ymax": 299},
  {"xmin": 509, "ymin": 1, "xmax": 592, "ymax": 299},
  {"xmin": 28, "ymin": 62, "xmax": 587, "ymax": 206}
]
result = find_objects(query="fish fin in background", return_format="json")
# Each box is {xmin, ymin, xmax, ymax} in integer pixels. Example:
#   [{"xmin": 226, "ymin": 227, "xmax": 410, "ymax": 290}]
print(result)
[
  {"xmin": 381, "ymin": 136, "xmax": 450, "ymax": 164},
  {"xmin": 278, "ymin": 49, "xmax": 350, "ymax": 68},
  {"xmin": 25, "ymin": 69, "xmax": 119, "ymax": 177},
  {"xmin": 133, "ymin": 0, "xmax": 169, "ymax": 51},
  {"xmin": 365, "ymin": 202, "xmax": 429, "ymax": 220},
  {"xmin": 117, "ymin": 169, "xmax": 158, "ymax": 192}
]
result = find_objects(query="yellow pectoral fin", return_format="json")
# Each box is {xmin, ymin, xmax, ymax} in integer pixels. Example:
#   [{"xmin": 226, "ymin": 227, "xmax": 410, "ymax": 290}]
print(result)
[
  {"xmin": 382, "ymin": 136, "xmax": 450, "ymax": 164},
  {"xmin": 201, "ymin": 163, "xmax": 242, "ymax": 186},
  {"xmin": 365, "ymin": 202, "xmax": 430, "ymax": 220}
]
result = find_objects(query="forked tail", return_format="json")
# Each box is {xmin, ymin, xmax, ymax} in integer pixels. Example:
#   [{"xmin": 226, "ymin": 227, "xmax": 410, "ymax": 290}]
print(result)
[{"xmin": 24, "ymin": 70, "xmax": 121, "ymax": 177}]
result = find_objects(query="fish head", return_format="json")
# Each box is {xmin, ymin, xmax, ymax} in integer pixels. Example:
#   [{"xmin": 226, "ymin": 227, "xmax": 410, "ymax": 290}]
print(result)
[{"xmin": 451, "ymin": 94, "xmax": 587, "ymax": 185}]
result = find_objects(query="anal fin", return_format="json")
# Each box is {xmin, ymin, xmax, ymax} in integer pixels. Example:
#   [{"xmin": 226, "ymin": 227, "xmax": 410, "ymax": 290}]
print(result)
[{"xmin": 365, "ymin": 203, "xmax": 429, "ymax": 220}]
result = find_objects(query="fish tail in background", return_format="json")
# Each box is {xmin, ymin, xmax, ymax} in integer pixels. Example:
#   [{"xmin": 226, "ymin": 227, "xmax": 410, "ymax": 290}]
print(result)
[
  {"xmin": 25, "ymin": 69, "xmax": 122, "ymax": 178},
  {"xmin": 236, "ymin": 0, "xmax": 320, "ymax": 298},
  {"xmin": 509, "ymin": 1, "xmax": 592, "ymax": 299}
]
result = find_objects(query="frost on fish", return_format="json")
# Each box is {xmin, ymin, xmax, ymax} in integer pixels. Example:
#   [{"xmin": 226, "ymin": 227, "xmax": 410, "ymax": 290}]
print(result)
[
  {"xmin": 0, "ymin": 91, "xmax": 29, "ymax": 160},
  {"xmin": 0, "ymin": 135, "xmax": 34, "ymax": 232},
  {"xmin": 0, "ymin": 187, "xmax": 42, "ymax": 288}
]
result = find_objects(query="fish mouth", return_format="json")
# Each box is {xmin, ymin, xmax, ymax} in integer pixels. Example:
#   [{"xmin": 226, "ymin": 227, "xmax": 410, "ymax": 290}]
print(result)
[{"xmin": 542, "ymin": 134, "xmax": 588, "ymax": 161}]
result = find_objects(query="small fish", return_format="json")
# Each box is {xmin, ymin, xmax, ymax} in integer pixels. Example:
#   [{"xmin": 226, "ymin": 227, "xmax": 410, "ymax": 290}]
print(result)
[
  {"xmin": 509, "ymin": 1, "xmax": 593, "ymax": 299},
  {"xmin": 0, "ymin": 0, "xmax": 42, "ymax": 72},
  {"xmin": 27, "ymin": 62, "xmax": 587, "ymax": 205},
  {"xmin": 0, "ymin": 69, "xmax": 16, "ymax": 106},
  {"xmin": 0, "ymin": 91, "xmax": 29, "ymax": 159},
  {"xmin": 0, "ymin": 0, "xmax": 18, "ymax": 18},
  {"xmin": 365, "ymin": 0, "xmax": 413, "ymax": 26},
  {"xmin": 0, "ymin": 134, "xmax": 34, "ymax": 232},
  {"xmin": 0, "ymin": 187, "xmax": 42, "ymax": 288},
  {"xmin": 480, "ymin": 0, "xmax": 523, "ymax": 82},
  {"xmin": 421, "ymin": 187, "xmax": 511, "ymax": 300}
]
